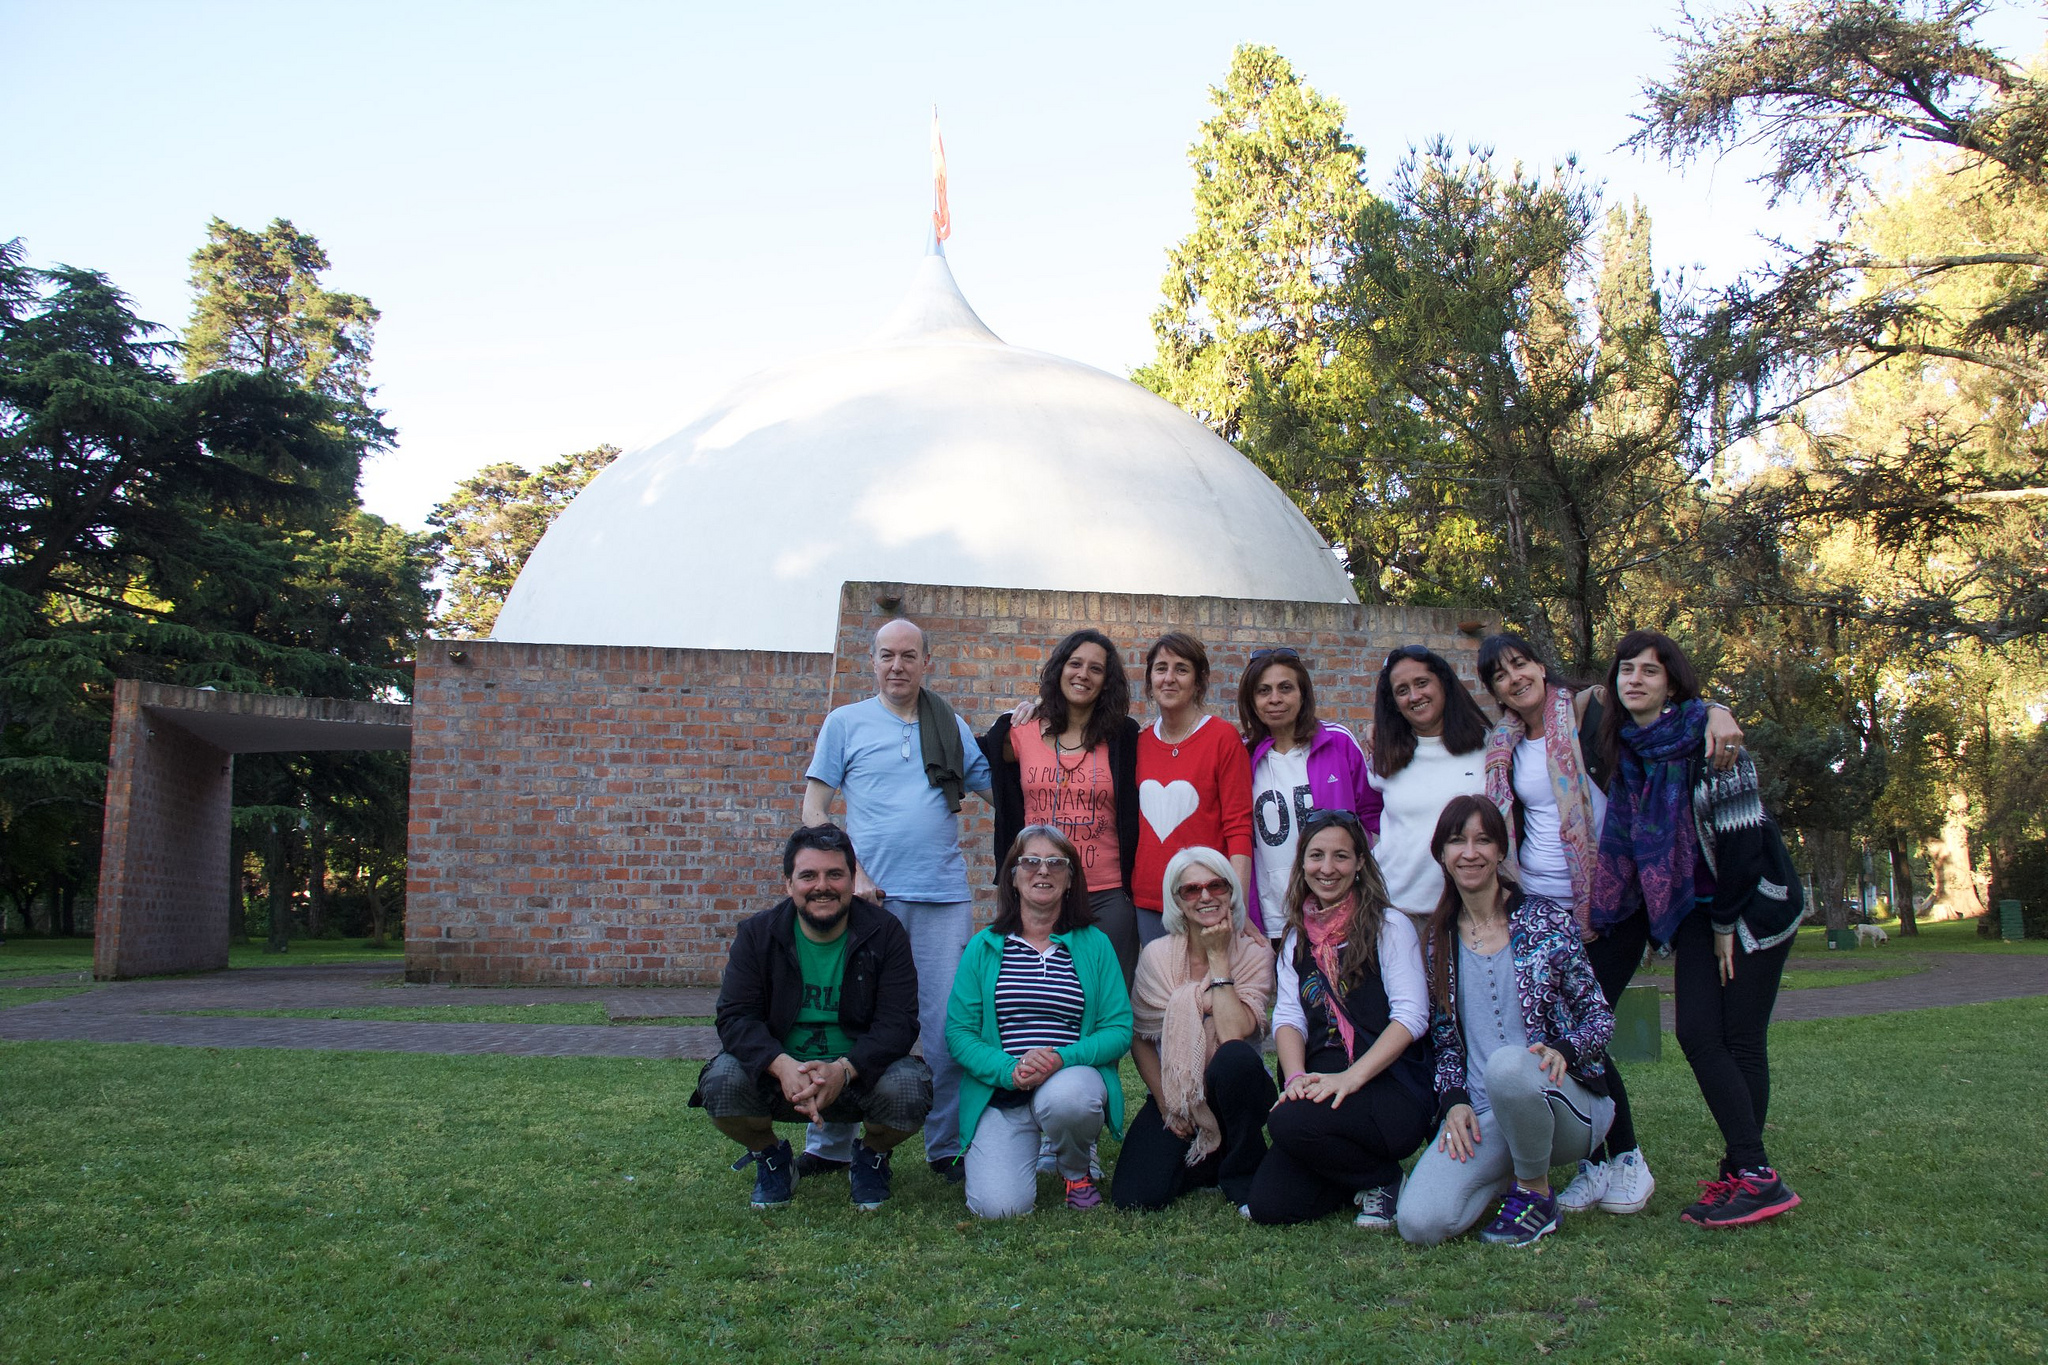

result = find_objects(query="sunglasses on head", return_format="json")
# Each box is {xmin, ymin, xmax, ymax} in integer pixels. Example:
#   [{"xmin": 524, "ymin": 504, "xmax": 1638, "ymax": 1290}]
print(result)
[
  {"xmin": 1300, "ymin": 808, "xmax": 1364, "ymax": 835},
  {"xmin": 1384, "ymin": 644, "xmax": 1432, "ymax": 667},
  {"xmin": 1248, "ymin": 646, "xmax": 1301, "ymax": 666}
]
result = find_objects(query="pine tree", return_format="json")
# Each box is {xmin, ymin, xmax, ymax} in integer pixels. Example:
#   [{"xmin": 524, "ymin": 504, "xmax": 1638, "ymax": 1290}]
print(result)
[
  {"xmin": 428, "ymin": 445, "xmax": 619, "ymax": 637},
  {"xmin": 184, "ymin": 217, "xmax": 389, "ymax": 454}
]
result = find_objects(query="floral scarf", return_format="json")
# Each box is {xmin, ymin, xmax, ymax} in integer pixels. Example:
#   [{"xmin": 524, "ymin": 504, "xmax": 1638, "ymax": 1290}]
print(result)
[
  {"xmin": 1303, "ymin": 894, "xmax": 1359, "ymax": 1060},
  {"xmin": 1592, "ymin": 700, "xmax": 1708, "ymax": 944},
  {"xmin": 1484, "ymin": 684, "xmax": 1600, "ymax": 933}
]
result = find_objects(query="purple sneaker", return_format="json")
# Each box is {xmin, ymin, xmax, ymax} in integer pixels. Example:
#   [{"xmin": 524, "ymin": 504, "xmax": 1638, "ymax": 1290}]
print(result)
[{"xmin": 1478, "ymin": 1184, "xmax": 1559, "ymax": 1246}]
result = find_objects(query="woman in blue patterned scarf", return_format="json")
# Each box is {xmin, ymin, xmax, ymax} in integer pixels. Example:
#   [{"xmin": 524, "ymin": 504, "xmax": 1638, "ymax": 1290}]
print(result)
[{"xmin": 1590, "ymin": 630, "xmax": 1803, "ymax": 1230}]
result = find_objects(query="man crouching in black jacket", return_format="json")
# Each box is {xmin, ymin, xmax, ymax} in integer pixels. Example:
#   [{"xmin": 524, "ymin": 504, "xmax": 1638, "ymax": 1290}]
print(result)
[{"xmin": 690, "ymin": 823, "xmax": 931, "ymax": 1209}]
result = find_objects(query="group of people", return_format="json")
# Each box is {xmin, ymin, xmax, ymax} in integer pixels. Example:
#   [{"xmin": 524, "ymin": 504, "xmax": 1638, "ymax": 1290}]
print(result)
[{"xmin": 690, "ymin": 618, "xmax": 1807, "ymax": 1245}]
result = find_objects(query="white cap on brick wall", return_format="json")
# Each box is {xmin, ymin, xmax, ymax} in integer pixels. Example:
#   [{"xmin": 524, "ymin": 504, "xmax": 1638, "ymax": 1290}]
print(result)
[{"xmin": 491, "ymin": 245, "xmax": 1359, "ymax": 653}]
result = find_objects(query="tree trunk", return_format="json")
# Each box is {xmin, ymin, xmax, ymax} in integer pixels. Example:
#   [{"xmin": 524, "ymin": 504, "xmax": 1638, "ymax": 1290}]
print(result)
[
  {"xmin": 364, "ymin": 864, "xmax": 388, "ymax": 949},
  {"xmin": 264, "ymin": 824, "xmax": 292, "ymax": 954},
  {"xmin": 1982, "ymin": 834, "xmax": 2015, "ymax": 939},
  {"xmin": 1921, "ymin": 789, "xmax": 1986, "ymax": 922},
  {"xmin": 1887, "ymin": 829, "xmax": 1918, "ymax": 936},
  {"xmin": 1808, "ymin": 829, "xmax": 1852, "ymax": 933},
  {"xmin": 306, "ymin": 818, "xmax": 327, "ymax": 939},
  {"xmin": 227, "ymin": 828, "xmax": 247, "ymax": 942}
]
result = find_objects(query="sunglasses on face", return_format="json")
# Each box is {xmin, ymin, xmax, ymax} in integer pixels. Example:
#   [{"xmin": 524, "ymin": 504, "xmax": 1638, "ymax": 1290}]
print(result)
[
  {"xmin": 1174, "ymin": 877, "xmax": 1233, "ymax": 904},
  {"xmin": 1016, "ymin": 855, "xmax": 1071, "ymax": 874}
]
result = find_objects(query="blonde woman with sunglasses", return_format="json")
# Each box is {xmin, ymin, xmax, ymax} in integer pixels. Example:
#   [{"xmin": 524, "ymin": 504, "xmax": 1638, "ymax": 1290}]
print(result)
[{"xmin": 1111, "ymin": 847, "xmax": 1277, "ymax": 1213}]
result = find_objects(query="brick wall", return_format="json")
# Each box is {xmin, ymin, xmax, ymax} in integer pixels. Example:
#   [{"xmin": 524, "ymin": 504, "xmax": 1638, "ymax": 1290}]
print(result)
[
  {"xmin": 95, "ymin": 681, "xmax": 234, "ymax": 980},
  {"xmin": 408, "ymin": 583, "xmax": 1496, "ymax": 986},
  {"xmin": 405, "ymin": 641, "xmax": 832, "ymax": 985}
]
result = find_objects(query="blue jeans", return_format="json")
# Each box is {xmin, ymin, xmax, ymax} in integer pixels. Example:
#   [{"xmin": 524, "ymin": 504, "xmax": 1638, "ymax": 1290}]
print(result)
[{"xmin": 808, "ymin": 897, "xmax": 974, "ymax": 1162}]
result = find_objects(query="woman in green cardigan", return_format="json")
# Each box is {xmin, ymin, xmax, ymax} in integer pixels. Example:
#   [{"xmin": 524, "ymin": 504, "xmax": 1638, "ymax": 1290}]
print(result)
[{"xmin": 946, "ymin": 824, "xmax": 1133, "ymax": 1218}]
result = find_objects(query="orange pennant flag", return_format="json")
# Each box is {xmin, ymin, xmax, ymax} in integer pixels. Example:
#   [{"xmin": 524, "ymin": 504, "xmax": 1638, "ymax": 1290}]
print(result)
[{"xmin": 931, "ymin": 106, "xmax": 951, "ymax": 242}]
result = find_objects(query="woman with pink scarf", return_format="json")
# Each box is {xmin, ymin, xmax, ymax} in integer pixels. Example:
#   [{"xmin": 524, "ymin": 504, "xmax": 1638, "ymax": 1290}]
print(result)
[
  {"xmin": 1245, "ymin": 809, "xmax": 1432, "ymax": 1228},
  {"xmin": 1477, "ymin": 631, "xmax": 1742, "ymax": 1220},
  {"xmin": 1110, "ymin": 846, "xmax": 1277, "ymax": 1212}
]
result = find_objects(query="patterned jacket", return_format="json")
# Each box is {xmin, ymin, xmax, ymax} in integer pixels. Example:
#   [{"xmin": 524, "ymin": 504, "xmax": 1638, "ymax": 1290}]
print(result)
[{"xmin": 1427, "ymin": 890, "xmax": 1615, "ymax": 1121}]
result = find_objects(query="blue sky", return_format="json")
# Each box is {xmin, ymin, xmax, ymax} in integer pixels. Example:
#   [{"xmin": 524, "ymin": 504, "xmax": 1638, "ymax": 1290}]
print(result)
[{"xmin": 5, "ymin": 0, "xmax": 2041, "ymax": 530}]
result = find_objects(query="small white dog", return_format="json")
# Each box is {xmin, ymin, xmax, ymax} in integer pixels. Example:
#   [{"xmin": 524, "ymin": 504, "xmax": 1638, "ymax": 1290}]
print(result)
[{"xmin": 1854, "ymin": 923, "xmax": 1890, "ymax": 946}]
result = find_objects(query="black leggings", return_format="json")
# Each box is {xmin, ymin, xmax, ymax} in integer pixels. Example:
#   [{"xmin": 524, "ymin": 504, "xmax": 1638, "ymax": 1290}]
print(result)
[
  {"xmin": 1110, "ymin": 1040, "xmax": 1276, "ymax": 1210},
  {"xmin": 1583, "ymin": 908, "xmax": 1649, "ymax": 1158},
  {"xmin": 1246, "ymin": 1068, "xmax": 1430, "ymax": 1225},
  {"xmin": 1672, "ymin": 906, "xmax": 1791, "ymax": 1173}
]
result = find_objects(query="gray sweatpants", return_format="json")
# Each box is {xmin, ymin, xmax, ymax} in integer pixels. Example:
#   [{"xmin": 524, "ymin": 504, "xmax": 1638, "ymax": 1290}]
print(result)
[
  {"xmin": 964, "ymin": 1065, "xmax": 1108, "ymax": 1219},
  {"xmin": 1397, "ymin": 1044, "xmax": 1613, "ymax": 1247}
]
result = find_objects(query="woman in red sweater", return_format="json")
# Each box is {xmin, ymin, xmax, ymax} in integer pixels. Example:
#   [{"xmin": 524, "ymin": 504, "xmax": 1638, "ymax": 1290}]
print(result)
[{"xmin": 1131, "ymin": 633, "xmax": 1253, "ymax": 952}]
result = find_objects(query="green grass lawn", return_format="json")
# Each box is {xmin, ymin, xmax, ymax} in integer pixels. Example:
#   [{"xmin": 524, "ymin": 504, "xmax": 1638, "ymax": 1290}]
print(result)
[
  {"xmin": 170, "ymin": 1005, "xmax": 714, "ymax": 1026},
  {"xmin": 0, "ymin": 985, "xmax": 91, "ymax": 1008},
  {"xmin": 0, "ymin": 937, "xmax": 406, "ymax": 980},
  {"xmin": 3, "ymin": 1000, "xmax": 2043, "ymax": 1363},
  {"xmin": 1788, "ymin": 916, "xmax": 2048, "ymax": 958}
]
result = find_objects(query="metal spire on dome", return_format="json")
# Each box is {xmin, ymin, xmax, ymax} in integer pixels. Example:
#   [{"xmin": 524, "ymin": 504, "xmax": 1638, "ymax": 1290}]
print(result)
[
  {"xmin": 929, "ymin": 104, "xmax": 951, "ymax": 257},
  {"xmin": 869, "ymin": 108, "xmax": 1002, "ymax": 346}
]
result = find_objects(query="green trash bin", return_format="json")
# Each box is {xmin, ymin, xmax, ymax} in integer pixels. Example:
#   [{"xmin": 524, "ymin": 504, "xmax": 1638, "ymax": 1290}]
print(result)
[
  {"xmin": 1827, "ymin": 928, "xmax": 1859, "ymax": 951},
  {"xmin": 2000, "ymin": 899, "xmax": 2026, "ymax": 943},
  {"xmin": 1609, "ymin": 983, "xmax": 1662, "ymax": 1064}
]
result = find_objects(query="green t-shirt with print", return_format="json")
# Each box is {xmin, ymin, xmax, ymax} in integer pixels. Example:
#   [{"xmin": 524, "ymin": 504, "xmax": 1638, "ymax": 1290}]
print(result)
[{"xmin": 783, "ymin": 928, "xmax": 854, "ymax": 1062}]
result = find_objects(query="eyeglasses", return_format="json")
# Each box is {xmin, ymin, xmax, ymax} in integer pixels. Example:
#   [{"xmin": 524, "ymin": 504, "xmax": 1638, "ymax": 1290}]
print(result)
[
  {"xmin": 1248, "ymin": 646, "xmax": 1301, "ymax": 666},
  {"xmin": 1016, "ymin": 855, "xmax": 1071, "ymax": 874},
  {"xmin": 1174, "ymin": 877, "xmax": 1233, "ymax": 904},
  {"xmin": 900, "ymin": 723, "xmax": 913, "ymax": 762}
]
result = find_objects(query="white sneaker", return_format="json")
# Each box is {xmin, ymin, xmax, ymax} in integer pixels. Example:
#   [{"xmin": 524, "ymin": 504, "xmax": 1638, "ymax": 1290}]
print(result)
[
  {"xmin": 1352, "ymin": 1183, "xmax": 1397, "ymax": 1230},
  {"xmin": 1556, "ymin": 1157, "xmax": 1610, "ymax": 1213},
  {"xmin": 1598, "ymin": 1148, "xmax": 1656, "ymax": 1214}
]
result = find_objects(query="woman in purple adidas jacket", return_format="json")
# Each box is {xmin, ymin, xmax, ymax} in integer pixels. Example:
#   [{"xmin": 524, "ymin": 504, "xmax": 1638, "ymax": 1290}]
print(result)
[{"xmin": 1237, "ymin": 647, "xmax": 1381, "ymax": 945}]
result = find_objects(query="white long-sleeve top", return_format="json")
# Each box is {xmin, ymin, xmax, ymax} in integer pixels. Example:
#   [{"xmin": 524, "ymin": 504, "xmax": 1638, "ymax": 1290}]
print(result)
[{"xmin": 1272, "ymin": 912, "xmax": 1430, "ymax": 1047}]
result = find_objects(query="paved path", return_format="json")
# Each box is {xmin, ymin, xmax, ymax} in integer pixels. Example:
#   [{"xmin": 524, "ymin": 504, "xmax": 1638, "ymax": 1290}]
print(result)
[
  {"xmin": 1649, "ymin": 952, "xmax": 2048, "ymax": 1028},
  {"xmin": 1, "ymin": 954, "xmax": 2043, "ymax": 1061},
  {"xmin": 0, "ymin": 963, "xmax": 720, "ymax": 1058}
]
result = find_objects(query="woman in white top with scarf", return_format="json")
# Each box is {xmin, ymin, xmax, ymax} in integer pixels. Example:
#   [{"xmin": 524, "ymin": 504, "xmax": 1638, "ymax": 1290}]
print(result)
[{"xmin": 1477, "ymin": 630, "xmax": 1742, "ymax": 1220}]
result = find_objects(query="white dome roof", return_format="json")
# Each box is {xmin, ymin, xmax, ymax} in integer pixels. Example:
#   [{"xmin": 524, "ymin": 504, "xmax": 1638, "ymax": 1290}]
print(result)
[{"xmin": 492, "ymin": 250, "xmax": 1358, "ymax": 652}]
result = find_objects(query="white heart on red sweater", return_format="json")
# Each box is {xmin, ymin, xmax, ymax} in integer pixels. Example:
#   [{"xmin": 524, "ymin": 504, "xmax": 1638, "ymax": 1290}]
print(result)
[{"xmin": 1140, "ymin": 779, "xmax": 1200, "ymax": 841}]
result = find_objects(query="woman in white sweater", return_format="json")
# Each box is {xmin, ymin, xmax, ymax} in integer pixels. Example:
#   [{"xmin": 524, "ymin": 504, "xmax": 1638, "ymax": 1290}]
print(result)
[{"xmin": 1365, "ymin": 646, "xmax": 1493, "ymax": 920}]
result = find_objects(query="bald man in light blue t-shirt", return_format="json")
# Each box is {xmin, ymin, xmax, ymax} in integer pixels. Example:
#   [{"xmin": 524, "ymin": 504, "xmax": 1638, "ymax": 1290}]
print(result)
[{"xmin": 801, "ymin": 618, "xmax": 991, "ymax": 1180}]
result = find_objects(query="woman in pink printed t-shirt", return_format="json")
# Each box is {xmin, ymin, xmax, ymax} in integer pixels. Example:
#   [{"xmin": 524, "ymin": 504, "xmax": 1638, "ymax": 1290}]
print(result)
[{"xmin": 980, "ymin": 629, "xmax": 1143, "ymax": 984}]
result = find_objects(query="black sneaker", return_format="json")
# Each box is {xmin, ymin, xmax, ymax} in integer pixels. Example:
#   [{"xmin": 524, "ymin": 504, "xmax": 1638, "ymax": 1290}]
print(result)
[
  {"xmin": 850, "ymin": 1139, "xmax": 893, "ymax": 1210},
  {"xmin": 795, "ymin": 1151, "xmax": 850, "ymax": 1178},
  {"xmin": 1678, "ymin": 1173, "xmax": 1739, "ymax": 1225},
  {"xmin": 733, "ymin": 1138, "xmax": 797, "ymax": 1209},
  {"xmin": 1352, "ymin": 1180, "xmax": 1399, "ymax": 1230},
  {"xmin": 1478, "ymin": 1184, "xmax": 1559, "ymax": 1246},
  {"xmin": 927, "ymin": 1154, "xmax": 966, "ymax": 1184},
  {"xmin": 1693, "ymin": 1167, "xmax": 1801, "ymax": 1227}
]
